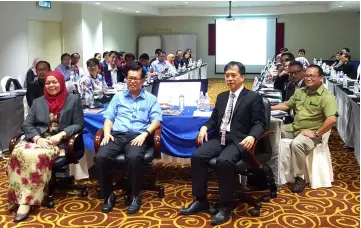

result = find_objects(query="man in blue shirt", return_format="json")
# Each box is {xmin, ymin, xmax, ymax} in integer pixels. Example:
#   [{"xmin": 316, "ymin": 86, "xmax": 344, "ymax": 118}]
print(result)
[
  {"xmin": 95, "ymin": 64, "xmax": 162, "ymax": 214},
  {"xmin": 55, "ymin": 53, "xmax": 71, "ymax": 81}
]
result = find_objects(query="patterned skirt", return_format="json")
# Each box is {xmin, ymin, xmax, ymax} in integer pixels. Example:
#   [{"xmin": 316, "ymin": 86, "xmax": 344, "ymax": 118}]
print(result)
[{"xmin": 7, "ymin": 141, "xmax": 65, "ymax": 207}]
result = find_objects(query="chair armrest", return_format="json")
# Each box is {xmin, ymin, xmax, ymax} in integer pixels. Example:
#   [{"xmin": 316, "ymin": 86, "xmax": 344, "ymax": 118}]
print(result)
[
  {"xmin": 153, "ymin": 127, "xmax": 161, "ymax": 159},
  {"xmin": 94, "ymin": 129, "xmax": 104, "ymax": 153},
  {"xmin": 8, "ymin": 133, "xmax": 25, "ymax": 154},
  {"xmin": 249, "ymin": 130, "xmax": 275, "ymax": 168},
  {"xmin": 67, "ymin": 131, "xmax": 87, "ymax": 154}
]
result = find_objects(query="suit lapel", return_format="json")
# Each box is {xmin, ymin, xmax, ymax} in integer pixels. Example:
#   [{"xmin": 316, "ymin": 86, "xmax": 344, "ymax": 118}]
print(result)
[
  {"xmin": 219, "ymin": 92, "xmax": 229, "ymax": 118},
  {"xmin": 41, "ymin": 97, "xmax": 50, "ymax": 124},
  {"xmin": 233, "ymin": 88, "xmax": 248, "ymax": 114},
  {"xmin": 59, "ymin": 94, "xmax": 69, "ymax": 126}
]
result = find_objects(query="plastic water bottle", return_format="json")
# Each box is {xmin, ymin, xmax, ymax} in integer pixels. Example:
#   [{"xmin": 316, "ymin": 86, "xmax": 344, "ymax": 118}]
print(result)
[
  {"xmin": 339, "ymin": 72, "xmax": 344, "ymax": 84},
  {"xmin": 179, "ymin": 94, "xmax": 184, "ymax": 111},
  {"xmin": 354, "ymin": 80, "xmax": 360, "ymax": 94},
  {"xmin": 9, "ymin": 83, "xmax": 15, "ymax": 92},
  {"xmin": 204, "ymin": 93, "xmax": 210, "ymax": 111},
  {"xmin": 199, "ymin": 92, "xmax": 205, "ymax": 111},
  {"xmin": 343, "ymin": 75, "xmax": 348, "ymax": 88},
  {"xmin": 85, "ymin": 90, "xmax": 90, "ymax": 106},
  {"xmin": 70, "ymin": 71, "xmax": 75, "ymax": 82}
]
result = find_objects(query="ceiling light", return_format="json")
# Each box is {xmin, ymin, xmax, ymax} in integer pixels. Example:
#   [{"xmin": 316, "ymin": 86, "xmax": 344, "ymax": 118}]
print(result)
[
  {"xmin": 184, "ymin": 2, "xmax": 188, "ymax": 4},
  {"xmin": 95, "ymin": 2, "xmax": 100, "ymax": 5},
  {"xmin": 118, "ymin": 7, "xmax": 122, "ymax": 9},
  {"xmin": 136, "ymin": 11, "xmax": 140, "ymax": 13},
  {"xmin": 338, "ymin": 5, "xmax": 343, "ymax": 7}
]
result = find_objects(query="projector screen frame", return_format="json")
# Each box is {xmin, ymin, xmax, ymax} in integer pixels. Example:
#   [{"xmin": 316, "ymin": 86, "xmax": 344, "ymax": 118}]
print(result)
[{"xmin": 214, "ymin": 16, "xmax": 277, "ymax": 74}]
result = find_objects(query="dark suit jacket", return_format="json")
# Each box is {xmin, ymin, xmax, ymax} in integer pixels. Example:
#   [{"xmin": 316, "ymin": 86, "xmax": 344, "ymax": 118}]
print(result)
[
  {"xmin": 334, "ymin": 61, "xmax": 357, "ymax": 79},
  {"xmin": 22, "ymin": 93, "xmax": 84, "ymax": 142},
  {"xmin": 273, "ymin": 74, "xmax": 289, "ymax": 101},
  {"xmin": 26, "ymin": 80, "xmax": 44, "ymax": 107},
  {"xmin": 284, "ymin": 79, "xmax": 306, "ymax": 102},
  {"xmin": 203, "ymin": 88, "xmax": 266, "ymax": 154},
  {"xmin": 102, "ymin": 64, "xmax": 125, "ymax": 87}
]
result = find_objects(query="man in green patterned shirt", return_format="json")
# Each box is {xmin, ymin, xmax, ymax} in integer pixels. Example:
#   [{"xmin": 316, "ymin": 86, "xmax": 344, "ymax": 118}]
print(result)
[{"xmin": 271, "ymin": 64, "xmax": 338, "ymax": 193}]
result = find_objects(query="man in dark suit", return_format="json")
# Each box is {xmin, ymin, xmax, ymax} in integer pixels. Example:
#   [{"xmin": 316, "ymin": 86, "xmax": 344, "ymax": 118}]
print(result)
[
  {"xmin": 102, "ymin": 51, "xmax": 125, "ymax": 87},
  {"xmin": 26, "ymin": 61, "xmax": 51, "ymax": 107},
  {"xmin": 179, "ymin": 61, "xmax": 266, "ymax": 225},
  {"xmin": 334, "ymin": 53, "xmax": 357, "ymax": 79}
]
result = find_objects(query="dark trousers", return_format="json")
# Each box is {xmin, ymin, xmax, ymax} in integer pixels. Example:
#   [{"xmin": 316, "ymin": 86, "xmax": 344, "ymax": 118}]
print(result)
[
  {"xmin": 191, "ymin": 134, "xmax": 243, "ymax": 205},
  {"xmin": 95, "ymin": 132, "xmax": 149, "ymax": 201}
]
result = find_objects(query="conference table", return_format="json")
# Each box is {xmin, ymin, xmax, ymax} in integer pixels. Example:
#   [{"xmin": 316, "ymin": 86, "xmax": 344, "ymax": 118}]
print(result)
[{"xmin": 326, "ymin": 79, "xmax": 360, "ymax": 164}]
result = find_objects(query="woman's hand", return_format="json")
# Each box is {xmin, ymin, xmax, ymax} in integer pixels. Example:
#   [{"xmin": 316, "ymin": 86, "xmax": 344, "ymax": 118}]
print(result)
[
  {"xmin": 47, "ymin": 132, "xmax": 66, "ymax": 146},
  {"xmin": 36, "ymin": 138, "xmax": 50, "ymax": 148}
]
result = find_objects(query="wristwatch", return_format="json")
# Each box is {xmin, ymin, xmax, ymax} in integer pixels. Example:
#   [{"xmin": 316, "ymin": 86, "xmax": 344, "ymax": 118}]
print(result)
[
  {"xmin": 314, "ymin": 131, "xmax": 320, "ymax": 138},
  {"xmin": 145, "ymin": 130, "xmax": 151, "ymax": 135}
]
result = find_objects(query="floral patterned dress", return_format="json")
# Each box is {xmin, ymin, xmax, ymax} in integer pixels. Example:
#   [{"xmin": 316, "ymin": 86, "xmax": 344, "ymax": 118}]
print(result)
[{"xmin": 7, "ymin": 113, "xmax": 65, "ymax": 207}]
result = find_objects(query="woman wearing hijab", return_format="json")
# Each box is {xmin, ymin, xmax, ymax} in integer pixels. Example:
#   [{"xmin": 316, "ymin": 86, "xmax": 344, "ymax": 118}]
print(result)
[
  {"xmin": 7, "ymin": 71, "xmax": 84, "ymax": 222},
  {"xmin": 166, "ymin": 54, "xmax": 177, "ymax": 75},
  {"xmin": 25, "ymin": 57, "xmax": 40, "ymax": 84}
]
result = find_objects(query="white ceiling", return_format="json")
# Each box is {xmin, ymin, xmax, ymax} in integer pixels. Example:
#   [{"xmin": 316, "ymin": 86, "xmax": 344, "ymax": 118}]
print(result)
[
  {"xmin": 139, "ymin": 1, "xmax": 330, "ymax": 8},
  {"xmin": 85, "ymin": 1, "xmax": 360, "ymax": 16}
]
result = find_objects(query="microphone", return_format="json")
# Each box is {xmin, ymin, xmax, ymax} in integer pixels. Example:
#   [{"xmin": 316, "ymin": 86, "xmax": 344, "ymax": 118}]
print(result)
[{"xmin": 328, "ymin": 55, "xmax": 335, "ymax": 60}]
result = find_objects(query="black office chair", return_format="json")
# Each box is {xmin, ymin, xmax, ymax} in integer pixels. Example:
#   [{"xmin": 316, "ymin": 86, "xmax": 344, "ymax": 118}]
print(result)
[
  {"xmin": 197, "ymin": 96, "xmax": 277, "ymax": 216},
  {"xmin": 9, "ymin": 131, "xmax": 88, "ymax": 208},
  {"xmin": 94, "ymin": 127, "xmax": 165, "ymax": 204}
]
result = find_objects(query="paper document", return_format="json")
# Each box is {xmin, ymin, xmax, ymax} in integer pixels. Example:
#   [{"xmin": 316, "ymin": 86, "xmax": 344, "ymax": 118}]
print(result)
[{"xmin": 193, "ymin": 110, "xmax": 212, "ymax": 117}]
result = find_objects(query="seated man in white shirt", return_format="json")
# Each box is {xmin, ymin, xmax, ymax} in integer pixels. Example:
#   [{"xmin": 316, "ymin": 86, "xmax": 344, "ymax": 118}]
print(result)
[{"xmin": 150, "ymin": 51, "xmax": 171, "ymax": 74}]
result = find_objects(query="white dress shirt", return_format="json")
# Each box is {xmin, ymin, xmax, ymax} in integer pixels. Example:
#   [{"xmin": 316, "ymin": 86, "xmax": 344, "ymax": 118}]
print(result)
[
  {"xmin": 221, "ymin": 85, "xmax": 244, "ymax": 132},
  {"xmin": 108, "ymin": 64, "xmax": 118, "ymax": 85}
]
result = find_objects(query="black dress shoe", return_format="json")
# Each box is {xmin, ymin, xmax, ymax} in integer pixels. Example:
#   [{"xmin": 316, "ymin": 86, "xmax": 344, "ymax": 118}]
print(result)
[
  {"xmin": 127, "ymin": 195, "xmax": 142, "ymax": 214},
  {"xmin": 211, "ymin": 206, "xmax": 232, "ymax": 225},
  {"xmin": 179, "ymin": 200, "xmax": 209, "ymax": 215},
  {"xmin": 101, "ymin": 192, "xmax": 116, "ymax": 213}
]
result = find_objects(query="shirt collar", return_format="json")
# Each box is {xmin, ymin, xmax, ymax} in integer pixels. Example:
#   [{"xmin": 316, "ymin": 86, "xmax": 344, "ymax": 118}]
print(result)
[
  {"xmin": 230, "ymin": 85, "xmax": 244, "ymax": 98},
  {"xmin": 108, "ymin": 64, "xmax": 117, "ymax": 71},
  {"xmin": 124, "ymin": 88, "xmax": 145, "ymax": 100},
  {"xmin": 302, "ymin": 84, "xmax": 325, "ymax": 95}
]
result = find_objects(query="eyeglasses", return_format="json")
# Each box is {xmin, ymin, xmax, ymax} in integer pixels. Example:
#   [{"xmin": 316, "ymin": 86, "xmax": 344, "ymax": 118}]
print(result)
[
  {"xmin": 127, "ymin": 77, "xmax": 142, "ymax": 82},
  {"xmin": 289, "ymin": 69, "xmax": 302, "ymax": 76},
  {"xmin": 88, "ymin": 64, "xmax": 98, "ymax": 68},
  {"xmin": 304, "ymin": 74, "xmax": 321, "ymax": 79}
]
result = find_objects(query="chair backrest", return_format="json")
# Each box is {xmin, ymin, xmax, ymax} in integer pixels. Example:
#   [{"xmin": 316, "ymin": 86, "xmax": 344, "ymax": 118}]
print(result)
[
  {"xmin": 5, "ymin": 78, "xmax": 23, "ymax": 91},
  {"xmin": 262, "ymin": 96, "xmax": 271, "ymax": 131},
  {"xmin": 254, "ymin": 96, "xmax": 272, "ymax": 163},
  {"xmin": 1, "ymin": 76, "xmax": 12, "ymax": 92}
]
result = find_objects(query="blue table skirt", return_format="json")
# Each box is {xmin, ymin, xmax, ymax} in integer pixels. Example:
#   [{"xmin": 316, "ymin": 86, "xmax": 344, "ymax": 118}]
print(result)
[{"xmin": 83, "ymin": 106, "xmax": 210, "ymax": 158}]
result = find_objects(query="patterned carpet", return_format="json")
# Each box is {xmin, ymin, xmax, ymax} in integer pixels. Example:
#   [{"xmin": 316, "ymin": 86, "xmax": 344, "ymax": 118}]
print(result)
[{"xmin": 0, "ymin": 79, "xmax": 359, "ymax": 227}]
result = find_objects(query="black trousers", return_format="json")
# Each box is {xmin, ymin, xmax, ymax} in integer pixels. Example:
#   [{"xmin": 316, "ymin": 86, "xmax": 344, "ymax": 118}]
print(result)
[
  {"xmin": 191, "ymin": 134, "xmax": 243, "ymax": 205},
  {"xmin": 95, "ymin": 132, "xmax": 149, "ymax": 201}
]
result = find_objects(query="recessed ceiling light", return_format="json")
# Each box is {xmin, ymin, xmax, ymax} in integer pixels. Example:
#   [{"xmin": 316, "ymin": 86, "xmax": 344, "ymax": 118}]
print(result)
[
  {"xmin": 95, "ymin": 2, "xmax": 100, "ymax": 5},
  {"xmin": 136, "ymin": 11, "xmax": 140, "ymax": 13},
  {"xmin": 338, "ymin": 5, "xmax": 343, "ymax": 7},
  {"xmin": 118, "ymin": 7, "xmax": 122, "ymax": 9},
  {"xmin": 184, "ymin": 2, "xmax": 188, "ymax": 4}
]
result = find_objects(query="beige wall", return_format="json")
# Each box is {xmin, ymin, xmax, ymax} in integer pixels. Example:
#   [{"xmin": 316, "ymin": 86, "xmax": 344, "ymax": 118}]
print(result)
[
  {"xmin": 137, "ymin": 12, "xmax": 360, "ymax": 78},
  {"xmin": 278, "ymin": 12, "xmax": 360, "ymax": 62},
  {"xmin": 103, "ymin": 12, "xmax": 138, "ymax": 54}
]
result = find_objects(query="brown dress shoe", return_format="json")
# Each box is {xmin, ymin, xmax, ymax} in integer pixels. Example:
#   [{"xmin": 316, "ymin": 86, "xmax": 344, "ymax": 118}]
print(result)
[{"xmin": 291, "ymin": 177, "xmax": 306, "ymax": 193}]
